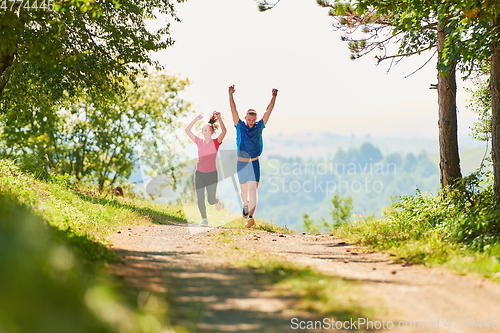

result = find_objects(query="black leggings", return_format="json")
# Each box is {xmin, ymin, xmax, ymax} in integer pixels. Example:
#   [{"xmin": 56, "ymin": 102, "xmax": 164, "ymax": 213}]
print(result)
[{"xmin": 195, "ymin": 170, "xmax": 219, "ymax": 219}]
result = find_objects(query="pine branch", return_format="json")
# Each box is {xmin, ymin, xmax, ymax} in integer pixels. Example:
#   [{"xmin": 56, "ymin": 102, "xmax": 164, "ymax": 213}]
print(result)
[{"xmin": 257, "ymin": 0, "xmax": 281, "ymax": 12}]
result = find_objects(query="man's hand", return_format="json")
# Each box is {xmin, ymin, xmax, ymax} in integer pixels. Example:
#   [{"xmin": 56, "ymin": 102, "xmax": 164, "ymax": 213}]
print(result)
[
  {"xmin": 229, "ymin": 85, "xmax": 240, "ymax": 125},
  {"xmin": 262, "ymin": 88, "xmax": 278, "ymax": 125}
]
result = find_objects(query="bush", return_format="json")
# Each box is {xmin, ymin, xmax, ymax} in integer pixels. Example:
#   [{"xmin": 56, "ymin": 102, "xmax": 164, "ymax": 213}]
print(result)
[
  {"xmin": 345, "ymin": 171, "xmax": 500, "ymax": 252},
  {"xmin": 302, "ymin": 194, "xmax": 354, "ymax": 234}
]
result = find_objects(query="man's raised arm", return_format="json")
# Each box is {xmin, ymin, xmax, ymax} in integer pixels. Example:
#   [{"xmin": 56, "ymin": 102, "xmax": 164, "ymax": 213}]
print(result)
[
  {"xmin": 228, "ymin": 85, "xmax": 240, "ymax": 126},
  {"xmin": 262, "ymin": 88, "xmax": 278, "ymax": 125}
]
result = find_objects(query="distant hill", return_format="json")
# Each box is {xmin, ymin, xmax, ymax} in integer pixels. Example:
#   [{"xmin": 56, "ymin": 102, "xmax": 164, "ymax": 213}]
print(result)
[
  {"xmin": 264, "ymin": 132, "xmax": 488, "ymax": 174},
  {"xmin": 264, "ymin": 132, "xmax": 486, "ymax": 157}
]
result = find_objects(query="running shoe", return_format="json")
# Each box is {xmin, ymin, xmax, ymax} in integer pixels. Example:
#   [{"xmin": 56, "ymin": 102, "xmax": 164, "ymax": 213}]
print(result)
[
  {"xmin": 201, "ymin": 219, "xmax": 208, "ymax": 227},
  {"xmin": 245, "ymin": 217, "xmax": 255, "ymax": 228},
  {"xmin": 242, "ymin": 205, "xmax": 249, "ymax": 218}
]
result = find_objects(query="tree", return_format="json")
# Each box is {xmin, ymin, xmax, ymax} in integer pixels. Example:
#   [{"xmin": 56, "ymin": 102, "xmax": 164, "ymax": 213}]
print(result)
[
  {"xmin": 358, "ymin": 142, "xmax": 382, "ymax": 164},
  {"xmin": 436, "ymin": 17, "xmax": 462, "ymax": 187},
  {"xmin": 313, "ymin": 0, "xmax": 463, "ymax": 187},
  {"xmin": 0, "ymin": 71, "xmax": 193, "ymax": 192},
  {"xmin": 491, "ymin": 16, "xmax": 500, "ymax": 200},
  {"xmin": 442, "ymin": 1, "xmax": 500, "ymax": 200},
  {"xmin": 328, "ymin": 194, "xmax": 353, "ymax": 228},
  {"xmin": 0, "ymin": 0, "xmax": 181, "ymax": 114}
]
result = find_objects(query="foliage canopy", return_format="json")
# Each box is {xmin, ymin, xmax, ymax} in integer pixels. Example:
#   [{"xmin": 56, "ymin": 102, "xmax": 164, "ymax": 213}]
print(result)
[
  {"xmin": 0, "ymin": 72, "xmax": 193, "ymax": 192},
  {"xmin": 0, "ymin": 0, "xmax": 183, "ymax": 112}
]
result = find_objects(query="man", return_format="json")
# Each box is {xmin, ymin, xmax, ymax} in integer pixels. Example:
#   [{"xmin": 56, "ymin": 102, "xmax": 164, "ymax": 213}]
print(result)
[{"xmin": 228, "ymin": 85, "xmax": 278, "ymax": 228}]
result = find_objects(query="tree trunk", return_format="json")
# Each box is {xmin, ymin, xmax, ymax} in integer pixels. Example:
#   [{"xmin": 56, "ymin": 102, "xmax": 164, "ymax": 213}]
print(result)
[
  {"xmin": 490, "ymin": 15, "xmax": 500, "ymax": 201},
  {"xmin": 0, "ymin": 51, "xmax": 15, "ymax": 97},
  {"xmin": 0, "ymin": 11, "xmax": 19, "ymax": 97},
  {"xmin": 437, "ymin": 19, "xmax": 462, "ymax": 187}
]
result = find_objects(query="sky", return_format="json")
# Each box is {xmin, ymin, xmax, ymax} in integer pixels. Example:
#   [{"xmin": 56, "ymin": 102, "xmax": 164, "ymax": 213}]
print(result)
[{"xmin": 151, "ymin": 0, "xmax": 482, "ymax": 145}]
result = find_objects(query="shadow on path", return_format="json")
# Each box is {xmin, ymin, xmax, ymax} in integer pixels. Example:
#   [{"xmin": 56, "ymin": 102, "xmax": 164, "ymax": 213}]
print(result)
[{"xmin": 111, "ymin": 248, "xmax": 317, "ymax": 333}]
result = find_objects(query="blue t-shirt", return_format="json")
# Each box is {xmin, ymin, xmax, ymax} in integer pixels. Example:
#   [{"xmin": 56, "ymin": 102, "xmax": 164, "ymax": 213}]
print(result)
[{"xmin": 235, "ymin": 119, "xmax": 265, "ymax": 158}]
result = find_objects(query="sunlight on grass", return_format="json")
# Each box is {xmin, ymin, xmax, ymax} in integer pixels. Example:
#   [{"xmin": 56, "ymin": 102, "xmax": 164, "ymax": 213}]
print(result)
[
  {"xmin": 442, "ymin": 245, "xmax": 500, "ymax": 282},
  {"xmin": 0, "ymin": 160, "xmax": 190, "ymax": 244},
  {"xmin": 336, "ymin": 214, "xmax": 500, "ymax": 282}
]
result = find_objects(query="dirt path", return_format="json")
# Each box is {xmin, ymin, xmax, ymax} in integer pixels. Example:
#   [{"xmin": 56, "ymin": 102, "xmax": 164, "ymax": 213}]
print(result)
[{"xmin": 109, "ymin": 223, "xmax": 500, "ymax": 333}]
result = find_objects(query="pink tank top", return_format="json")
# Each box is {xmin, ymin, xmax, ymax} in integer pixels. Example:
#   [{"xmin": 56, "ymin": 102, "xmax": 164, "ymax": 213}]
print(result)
[{"xmin": 195, "ymin": 137, "xmax": 221, "ymax": 172}]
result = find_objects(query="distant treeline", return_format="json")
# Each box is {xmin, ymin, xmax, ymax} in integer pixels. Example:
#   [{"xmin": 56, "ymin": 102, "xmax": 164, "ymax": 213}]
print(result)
[{"xmin": 255, "ymin": 143, "xmax": 439, "ymax": 231}]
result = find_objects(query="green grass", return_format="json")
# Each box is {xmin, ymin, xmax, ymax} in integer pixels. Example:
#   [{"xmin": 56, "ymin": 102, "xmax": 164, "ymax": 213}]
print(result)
[
  {"xmin": 0, "ymin": 159, "xmax": 186, "ymax": 244},
  {"xmin": 337, "ymin": 218, "xmax": 500, "ymax": 282},
  {"xmin": 333, "ymin": 187, "xmax": 500, "ymax": 282}
]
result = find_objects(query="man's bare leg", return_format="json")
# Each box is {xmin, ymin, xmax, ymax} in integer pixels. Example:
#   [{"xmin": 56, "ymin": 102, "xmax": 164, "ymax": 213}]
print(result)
[
  {"xmin": 244, "ymin": 181, "xmax": 258, "ymax": 228},
  {"xmin": 240, "ymin": 183, "xmax": 249, "ymax": 217},
  {"xmin": 247, "ymin": 181, "xmax": 258, "ymax": 217}
]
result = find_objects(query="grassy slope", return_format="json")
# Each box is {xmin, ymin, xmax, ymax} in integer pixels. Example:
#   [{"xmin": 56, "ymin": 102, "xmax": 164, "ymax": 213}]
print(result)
[{"xmin": 334, "ymin": 214, "xmax": 500, "ymax": 283}]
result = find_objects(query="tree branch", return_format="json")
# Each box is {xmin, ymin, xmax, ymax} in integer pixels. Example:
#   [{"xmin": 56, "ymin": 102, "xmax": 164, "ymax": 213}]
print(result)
[
  {"xmin": 257, "ymin": 0, "xmax": 281, "ymax": 12},
  {"xmin": 375, "ymin": 45, "xmax": 435, "ymax": 63},
  {"xmin": 402, "ymin": 49, "xmax": 438, "ymax": 78}
]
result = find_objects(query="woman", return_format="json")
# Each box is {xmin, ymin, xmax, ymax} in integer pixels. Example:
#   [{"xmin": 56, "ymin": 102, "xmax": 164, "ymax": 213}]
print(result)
[{"xmin": 185, "ymin": 111, "xmax": 226, "ymax": 226}]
